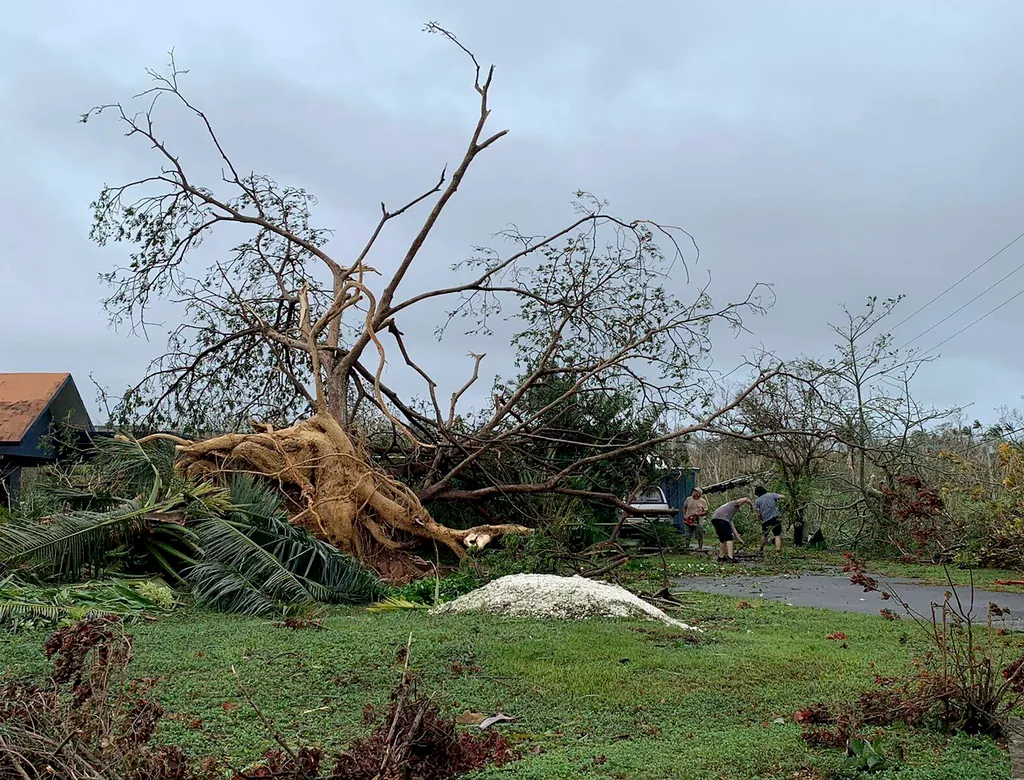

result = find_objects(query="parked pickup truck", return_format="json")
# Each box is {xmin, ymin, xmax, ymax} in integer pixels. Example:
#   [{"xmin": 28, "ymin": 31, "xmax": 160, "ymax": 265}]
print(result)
[{"xmin": 622, "ymin": 485, "xmax": 677, "ymax": 528}]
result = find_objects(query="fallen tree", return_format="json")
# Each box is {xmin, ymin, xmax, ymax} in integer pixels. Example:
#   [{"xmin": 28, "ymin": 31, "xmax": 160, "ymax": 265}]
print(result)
[
  {"xmin": 86, "ymin": 25, "xmax": 776, "ymax": 579},
  {"xmin": 168, "ymin": 415, "xmax": 529, "ymax": 581}
]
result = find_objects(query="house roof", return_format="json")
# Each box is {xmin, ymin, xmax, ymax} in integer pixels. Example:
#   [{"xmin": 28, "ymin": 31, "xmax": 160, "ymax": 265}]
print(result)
[{"xmin": 0, "ymin": 373, "xmax": 75, "ymax": 444}]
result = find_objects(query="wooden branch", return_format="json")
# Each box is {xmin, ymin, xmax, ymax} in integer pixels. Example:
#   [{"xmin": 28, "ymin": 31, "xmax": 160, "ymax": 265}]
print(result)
[
  {"xmin": 130, "ymin": 432, "xmax": 194, "ymax": 446},
  {"xmin": 448, "ymin": 352, "xmax": 484, "ymax": 425}
]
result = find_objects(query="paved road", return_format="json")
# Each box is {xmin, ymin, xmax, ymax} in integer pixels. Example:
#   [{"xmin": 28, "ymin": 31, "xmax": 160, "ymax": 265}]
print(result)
[{"xmin": 672, "ymin": 572, "xmax": 1024, "ymax": 631}]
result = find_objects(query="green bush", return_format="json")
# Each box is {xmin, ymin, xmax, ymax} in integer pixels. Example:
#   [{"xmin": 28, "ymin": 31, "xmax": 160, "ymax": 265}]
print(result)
[{"xmin": 389, "ymin": 568, "xmax": 482, "ymax": 606}]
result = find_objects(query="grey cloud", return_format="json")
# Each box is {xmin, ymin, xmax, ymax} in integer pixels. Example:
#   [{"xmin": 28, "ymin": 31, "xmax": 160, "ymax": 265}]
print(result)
[{"xmin": 2, "ymin": 0, "xmax": 1024, "ymax": 423}]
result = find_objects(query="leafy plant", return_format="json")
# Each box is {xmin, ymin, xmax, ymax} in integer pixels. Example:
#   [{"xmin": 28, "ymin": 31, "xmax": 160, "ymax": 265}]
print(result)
[
  {"xmin": 844, "ymin": 737, "xmax": 889, "ymax": 773},
  {"xmin": 843, "ymin": 554, "xmax": 1024, "ymax": 736},
  {"xmin": 389, "ymin": 569, "xmax": 481, "ymax": 606},
  {"xmin": 366, "ymin": 596, "xmax": 431, "ymax": 613}
]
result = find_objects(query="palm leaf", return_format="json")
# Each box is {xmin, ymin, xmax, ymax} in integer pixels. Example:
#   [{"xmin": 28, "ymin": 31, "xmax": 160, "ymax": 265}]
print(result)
[
  {"xmin": 185, "ymin": 561, "xmax": 289, "ymax": 617},
  {"xmin": 366, "ymin": 596, "xmax": 430, "ymax": 613},
  {"xmin": 229, "ymin": 475, "xmax": 380, "ymax": 601},
  {"xmin": 181, "ymin": 480, "xmax": 235, "ymax": 516},
  {"xmin": 0, "ymin": 600, "xmax": 71, "ymax": 624},
  {"xmin": 184, "ymin": 474, "xmax": 380, "ymax": 615},
  {"xmin": 30, "ymin": 484, "xmax": 119, "ymax": 512},
  {"xmin": 0, "ymin": 577, "xmax": 173, "ymax": 628},
  {"xmin": 92, "ymin": 435, "xmax": 176, "ymax": 502},
  {"xmin": 0, "ymin": 499, "xmax": 179, "ymax": 577}
]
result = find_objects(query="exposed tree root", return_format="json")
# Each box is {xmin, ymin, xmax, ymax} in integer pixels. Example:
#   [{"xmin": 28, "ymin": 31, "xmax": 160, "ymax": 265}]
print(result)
[{"xmin": 172, "ymin": 414, "xmax": 531, "ymax": 581}]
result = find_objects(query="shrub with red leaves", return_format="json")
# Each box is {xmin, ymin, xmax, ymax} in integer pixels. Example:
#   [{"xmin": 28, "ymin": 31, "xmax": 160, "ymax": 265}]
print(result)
[
  {"xmin": 1003, "ymin": 654, "xmax": 1024, "ymax": 694},
  {"xmin": 880, "ymin": 476, "xmax": 953, "ymax": 561},
  {"xmin": 43, "ymin": 615, "xmax": 122, "ymax": 705},
  {"xmin": 0, "ymin": 618, "xmax": 211, "ymax": 780},
  {"xmin": 272, "ymin": 617, "xmax": 326, "ymax": 631},
  {"xmin": 841, "ymin": 553, "xmax": 882, "ymax": 595},
  {"xmin": 793, "ymin": 703, "xmax": 834, "ymax": 724},
  {"xmin": 798, "ymin": 720, "xmax": 847, "ymax": 745},
  {"xmin": 331, "ymin": 670, "xmax": 518, "ymax": 780}
]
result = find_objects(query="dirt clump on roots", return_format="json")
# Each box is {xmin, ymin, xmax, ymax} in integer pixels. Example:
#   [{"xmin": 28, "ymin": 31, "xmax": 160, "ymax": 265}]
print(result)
[
  {"xmin": 431, "ymin": 573, "xmax": 699, "ymax": 630},
  {"xmin": 172, "ymin": 414, "xmax": 530, "ymax": 582}
]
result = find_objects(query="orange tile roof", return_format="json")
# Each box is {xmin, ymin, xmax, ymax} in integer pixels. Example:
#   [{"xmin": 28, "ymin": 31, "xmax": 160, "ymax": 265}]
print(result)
[{"xmin": 0, "ymin": 373, "xmax": 71, "ymax": 444}]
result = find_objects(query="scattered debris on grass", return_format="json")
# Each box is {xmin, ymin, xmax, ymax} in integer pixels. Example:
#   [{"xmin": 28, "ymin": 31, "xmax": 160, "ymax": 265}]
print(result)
[
  {"xmin": 272, "ymin": 616, "xmax": 326, "ymax": 630},
  {"xmin": 326, "ymin": 639, "xmax": 519, "ymax": 779},
  {"xmin": 0, "ymin": 616, "xmax": 213, "ymax": 780},
  {"xmin": 431, "ymin": 574, "xmax": 699, "ymax": 630},
  {"xmin": 1, "ymin": 619, "xmax": 519, "ymax": 780},
  {"xmin": 479, "ymin": 711, "xmax": 517, "ymax": 731},
  {"xmin": 630, "ymin": 625, "xmax": 706, "ymax": 646}
]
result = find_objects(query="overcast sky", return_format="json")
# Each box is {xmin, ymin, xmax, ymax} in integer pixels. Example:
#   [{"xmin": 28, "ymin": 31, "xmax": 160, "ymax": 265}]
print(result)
[{"xmin": 3, "ymin": 0, "xmax": 1024, "ymax": 426}]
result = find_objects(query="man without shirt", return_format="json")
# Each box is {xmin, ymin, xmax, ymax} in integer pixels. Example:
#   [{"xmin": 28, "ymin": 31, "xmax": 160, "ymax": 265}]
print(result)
[
  {"xmin": 682, "ymin": 488, "xmax": 709, "ymax": 550},
  {"xmin": 754, "ymin": 485, "xmax": 787, "ymax": 553}
]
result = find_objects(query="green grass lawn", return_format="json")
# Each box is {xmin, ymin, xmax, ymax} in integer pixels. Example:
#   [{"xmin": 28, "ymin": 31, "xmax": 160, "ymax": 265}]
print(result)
[{"xmin": 0, "ymin": 593, "xmax": 1016, "ymax": 779}]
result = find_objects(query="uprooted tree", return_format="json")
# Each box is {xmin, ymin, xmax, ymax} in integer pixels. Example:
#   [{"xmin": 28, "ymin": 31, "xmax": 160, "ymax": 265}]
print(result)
[{"xmin": 85, "ymin": 25, "xmax": 776, "ymax": 579}]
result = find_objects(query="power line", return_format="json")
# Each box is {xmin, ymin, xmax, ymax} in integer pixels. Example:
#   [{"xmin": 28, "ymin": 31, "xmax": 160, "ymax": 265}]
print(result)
[
  {"xmin": 896, "ymin": 253, "xmax": 1024, "ymax": 350},
  {"xmin": 890, "ymin": 229, "xmax": 1024, "ymax": 333},
  {"xmin": 920, "ymin": 284, "xmax": 1024, "ymax": 358}
]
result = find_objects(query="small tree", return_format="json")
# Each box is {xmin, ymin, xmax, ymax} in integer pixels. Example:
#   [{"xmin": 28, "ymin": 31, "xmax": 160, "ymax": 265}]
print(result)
[
  {"xmin": 730, "ymin": 363, "xmax": 838, "ymax": 545},
  {"xmin": 809, "ymin": 297, "xmax": 954, "ymax": 546}
]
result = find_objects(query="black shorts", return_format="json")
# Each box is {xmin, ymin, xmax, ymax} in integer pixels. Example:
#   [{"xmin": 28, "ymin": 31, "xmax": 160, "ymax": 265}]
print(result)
[
  {"xmin": 712, "ymin": 518, "xmax": 734, "ymax": 543},
  {"xmin": 761, "ymin": 519, "xmax": 782, "ymax": 537}
]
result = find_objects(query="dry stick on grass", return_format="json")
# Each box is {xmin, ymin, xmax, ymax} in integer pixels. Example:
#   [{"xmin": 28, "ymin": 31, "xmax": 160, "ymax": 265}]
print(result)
[
  {"xmin": 580, "ymin": 555, "xmax": 631, "ymax": 579},
  {"xmin": 378, "ymin": 632, "xmax": 416, "ymax": 777},
  {"xmin": 231, "ymin": 665, "xmax": 311, "ymax": 778}
]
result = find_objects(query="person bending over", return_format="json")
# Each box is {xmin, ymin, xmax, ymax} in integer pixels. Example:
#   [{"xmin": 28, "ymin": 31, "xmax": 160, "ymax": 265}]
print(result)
[
  {"xmin": 754, "ymin": 485, "xmax": 787, "ymax": 553},
  {"xmin": 710, "ymin": 497, "xmax": 752, "ymax": 563}
]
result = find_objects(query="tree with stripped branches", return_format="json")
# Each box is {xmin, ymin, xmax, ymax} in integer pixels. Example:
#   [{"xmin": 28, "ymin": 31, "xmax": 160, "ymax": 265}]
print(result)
[{"xmin": 85, "ymin": 25, "xmax": 776, "ymax": 580}]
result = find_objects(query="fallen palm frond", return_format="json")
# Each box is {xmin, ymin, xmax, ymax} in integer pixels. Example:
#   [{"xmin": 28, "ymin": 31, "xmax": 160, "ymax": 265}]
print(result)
[
  {"xmin": 366, "ymin": 596, "xmax": 431, "ymax": 613},
  {"xmin": 0, "ymin": 576, "xmax": 175, "ymax": 631},
  {"xmin": 0, "ymin": 498, "xmax": 188, "ymax": 579},
  {"xmin": 185, "ymin": 474, "xmax": 381, "ymax": 616},
  {"xmin": 1, "ymin": 440, "xmax": 382, "ymax": 617}
]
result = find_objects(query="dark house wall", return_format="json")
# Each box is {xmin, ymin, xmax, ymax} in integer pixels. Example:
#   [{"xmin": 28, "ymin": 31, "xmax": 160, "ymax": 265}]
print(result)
[
  {"xmin": 0, "ymin": 410, "xmax": 55, "ymax": 461},
  {"xmin": 0, "ymin": 377, "xmax": 94, "ymax": 509}
]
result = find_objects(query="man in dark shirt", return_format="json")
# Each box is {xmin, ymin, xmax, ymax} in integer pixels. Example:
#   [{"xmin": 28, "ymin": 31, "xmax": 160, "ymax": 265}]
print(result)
[
  {"xmin": 754, "ymin": 485, "xmax": 787, "ymax": 553},
  {"xmin": 711, "ymin": 497, "xmax": 752, "ymax": 563}
]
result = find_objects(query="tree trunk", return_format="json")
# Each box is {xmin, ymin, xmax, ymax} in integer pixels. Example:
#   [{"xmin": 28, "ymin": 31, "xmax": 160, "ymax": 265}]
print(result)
[
  {"xmin": 173, "ymin": 414, "xmax": 530, "ymax": 582},
  {"xmin": 792, "ymin": 506, "xmax": 805, "ymax": 547}
]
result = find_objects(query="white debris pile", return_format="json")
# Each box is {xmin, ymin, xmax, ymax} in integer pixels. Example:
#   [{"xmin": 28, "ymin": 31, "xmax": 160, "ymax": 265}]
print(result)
[{"xmin": 431, "ymin": 573, "xmax": 698, "ymax": 630}]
